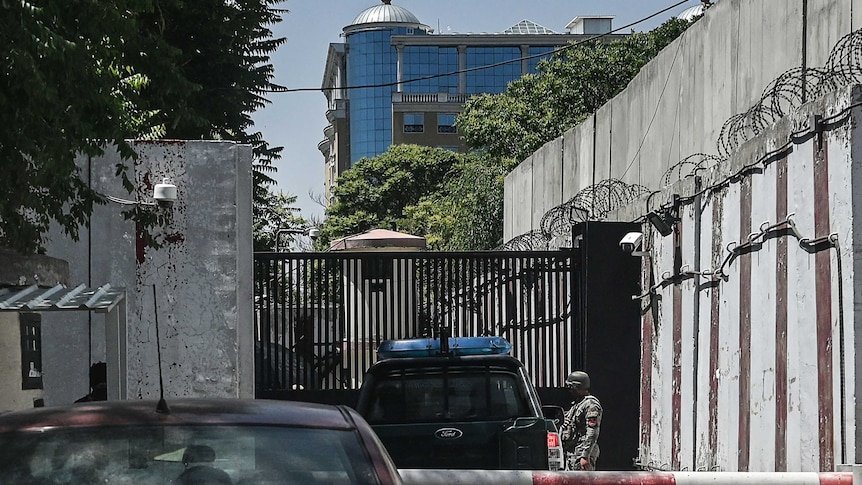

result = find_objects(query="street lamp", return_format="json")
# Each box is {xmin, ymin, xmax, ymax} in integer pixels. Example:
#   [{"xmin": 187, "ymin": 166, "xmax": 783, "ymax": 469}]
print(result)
[{"xmin": 275, "ymin": 227, "xmax": 320, "ymax": 252}]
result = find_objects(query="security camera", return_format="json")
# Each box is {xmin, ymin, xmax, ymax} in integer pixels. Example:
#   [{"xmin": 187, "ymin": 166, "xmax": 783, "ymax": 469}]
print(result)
[
  {"xmin": 307, "ymin": 227, "xmax": 321, "ymax": 240},
  {"xmin": 153, "ymin": 178, "xmax": 177, "ymax": 206},
  {"xmin": 619, "ymin": 232, "xmax": 643, "ymax": 253}
]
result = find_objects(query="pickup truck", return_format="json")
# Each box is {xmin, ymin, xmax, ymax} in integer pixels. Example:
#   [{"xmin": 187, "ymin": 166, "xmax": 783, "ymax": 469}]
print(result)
[{"xmin": 354, "ymin": 336, "xmax": 564, "ymax": 470}]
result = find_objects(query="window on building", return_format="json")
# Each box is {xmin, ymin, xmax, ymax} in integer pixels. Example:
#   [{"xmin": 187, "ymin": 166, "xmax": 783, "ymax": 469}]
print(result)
[
  {"xmin": 363, "ymin": 257, "xmax": 393, "ymax": 292},
  {"xmin": 437, "ymin": 113, "xmax": 457, "ymax": 134},
  {"xmin": 403, "ymin": 113, "xmax": 424, "ymax": 133},
  {"xmin": 363, "ymin": 257, "xmax": 393, "ymax": 281},
  {"xmin": 20, "ymin": 313, "xmax": 42, "ymax": 390}
]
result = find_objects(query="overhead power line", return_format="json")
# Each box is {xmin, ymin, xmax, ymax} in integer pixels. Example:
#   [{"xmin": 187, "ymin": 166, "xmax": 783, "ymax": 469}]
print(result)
[{"xmin": 265, "ymin": 0, "xmax": 693, "ymax": 94}]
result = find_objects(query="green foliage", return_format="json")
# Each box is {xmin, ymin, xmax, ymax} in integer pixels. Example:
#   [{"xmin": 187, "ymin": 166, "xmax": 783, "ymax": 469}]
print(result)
[
  {"xmin": 133, "ymin": 0, "xmax": 287, "ymax": 193},
  {"xmin": 402, "ymin": 154, "xmax": 507, "ymax": 250},
  {"xmin": 457, "ymin": 18, "xmax": 692, "ymax": 163},
  {"xmin": 324, "ymin": 20, "xmax": 693, "ymax": 252},
  {"xmin": 0, "ymin": 0, "xmax": 155, "ymax": 253},
  {"xmin": 253, "ymin": 190, "xmax": 306, "ymax": 252},
  {"xmin": 0, "ymin": 0, "xmax": 287, "ymax": 254},
  {"xmin": 131, "ymin": 0, "xmax": 289, "ymax": 250},
  {"xmin": 319, "ymin": 145, "xmax": 460, "ymax": 248}
]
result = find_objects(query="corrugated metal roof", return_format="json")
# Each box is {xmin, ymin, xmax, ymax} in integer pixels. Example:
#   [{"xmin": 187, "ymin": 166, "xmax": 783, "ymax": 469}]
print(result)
[{"xmin": 0, "ymin": 284, "xmax": 126, "ymax": 313}]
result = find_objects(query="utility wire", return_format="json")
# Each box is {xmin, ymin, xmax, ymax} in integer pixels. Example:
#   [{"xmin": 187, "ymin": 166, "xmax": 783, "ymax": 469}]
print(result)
[{"xmin": 265, "ymin": 0, "xmax": 693, "ymax": 94}]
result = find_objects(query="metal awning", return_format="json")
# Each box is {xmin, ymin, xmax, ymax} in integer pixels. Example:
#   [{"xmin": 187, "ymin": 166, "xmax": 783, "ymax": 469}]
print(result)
[{"xmin": 0, "ymin": 284, "xmax": 126, "ymax": 313}]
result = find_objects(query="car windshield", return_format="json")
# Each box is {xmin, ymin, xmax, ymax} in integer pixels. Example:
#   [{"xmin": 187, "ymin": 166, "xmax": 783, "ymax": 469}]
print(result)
[
  {"xmin": 0, "ymin": 424, "xmax": 379, "ymax": 485},
  {"xmin": 365, "ymin": 369, "xmax": 528, "ymax": 424}
]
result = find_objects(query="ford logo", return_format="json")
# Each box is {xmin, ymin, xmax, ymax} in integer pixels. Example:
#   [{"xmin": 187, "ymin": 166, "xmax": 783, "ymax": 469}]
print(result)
[{"xmin": 435, "ymin": 428, "xmax": 463, "ymax": 440}]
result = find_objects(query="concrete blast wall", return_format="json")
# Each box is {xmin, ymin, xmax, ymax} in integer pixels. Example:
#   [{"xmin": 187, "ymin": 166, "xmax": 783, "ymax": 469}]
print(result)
[
  {"xmin": 503, "ymin": 0, "xmax": 862, "ymax": 473},
  {"xmin": 504, "ymin": 0, "xmax": 862, "ymax": 242},
  {"xmin": 43, "ymin": 141, "xmax": 253, "ymax": 404},
  {"xmin": 637, "ymin": 85, "xmax": 860, "ymax": 472}
]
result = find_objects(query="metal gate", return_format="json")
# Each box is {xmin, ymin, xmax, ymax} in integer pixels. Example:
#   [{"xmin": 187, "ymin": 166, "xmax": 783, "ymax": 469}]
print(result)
[{"xmin": 253, "ymin": 250, "xmax": 579, "ymax": 394}]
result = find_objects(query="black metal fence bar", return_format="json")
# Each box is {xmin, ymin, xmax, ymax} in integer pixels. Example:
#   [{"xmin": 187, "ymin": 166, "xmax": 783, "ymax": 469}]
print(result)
[{"xmin": 253, "ymin": 250, "xmax": 577, "ymax": 393}]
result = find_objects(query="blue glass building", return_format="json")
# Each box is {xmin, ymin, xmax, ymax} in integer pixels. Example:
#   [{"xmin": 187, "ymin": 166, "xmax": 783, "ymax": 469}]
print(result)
[{"xmin": 319, "ymin": 1, "xmax": 618, "ymax": 204}]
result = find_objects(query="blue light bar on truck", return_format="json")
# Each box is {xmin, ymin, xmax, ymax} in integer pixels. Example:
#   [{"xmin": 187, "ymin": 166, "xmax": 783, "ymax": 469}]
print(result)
[{"xmin": 377, "ymin": 336, "xmax": 512, "ymax": 359}]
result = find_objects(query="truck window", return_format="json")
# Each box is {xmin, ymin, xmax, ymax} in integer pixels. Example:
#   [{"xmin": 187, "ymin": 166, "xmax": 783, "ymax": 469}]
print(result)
[{"xmin": 366, "ymin": 370, "xmax": 527, "ymax": 424}]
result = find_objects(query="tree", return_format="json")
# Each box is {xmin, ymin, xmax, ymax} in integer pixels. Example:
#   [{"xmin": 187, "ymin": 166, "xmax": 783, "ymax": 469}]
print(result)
[
  {"xmin": 321, "ymin": 20, "xmax": 694, "ymax": 252},
  {"xmin": 133, "ymin": 0, "xmax": 286, "ymax": 196},
  {"xmin": 0, "ymin": 0, "xmax": 287, "ymax": 255},
  {"xmin": 132, "ymin": 0, "xmax": 289, "ymax": 251},
  {"xmin": 0, "ymin": 0, "xmax": 159, "ymax": 254},
  {"xmin": 457, "ymin": 18, "xmax": 692, "ymax": 163},
  {"xmin": 319, "ymin": 145, "xmax": 460, "ymax": 248},
  {"xmin": 401, "ymin": 153, "xmax": 509, "ymax": 250},
  {"xmin": 253, "ymin": 191, "xmax": 306, "ymax": 252}
]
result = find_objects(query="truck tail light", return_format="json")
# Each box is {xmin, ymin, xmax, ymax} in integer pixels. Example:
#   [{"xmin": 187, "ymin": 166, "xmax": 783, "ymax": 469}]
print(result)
[{"xmin": 547, "ymin": 431, "xmax": 561, "ymax": 449}]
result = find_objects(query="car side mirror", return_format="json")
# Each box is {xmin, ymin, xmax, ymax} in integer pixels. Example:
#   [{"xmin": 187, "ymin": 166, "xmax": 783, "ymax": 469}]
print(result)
[{"xmin": 542, "ymin": 405, "xmax": 565, "ymax": 428}]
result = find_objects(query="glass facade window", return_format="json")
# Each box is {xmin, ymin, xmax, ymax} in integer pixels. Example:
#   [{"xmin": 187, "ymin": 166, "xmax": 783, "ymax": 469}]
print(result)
[
  {"xmin": 342, "ymin": 20, "xmax": 570, "ymax": 166},
  {"xmin": 347, "ymin": 28, "xmax": 403, "ymax": 164},
  {"xmin": 403, "ymin": 113, "xmax": 424, "ymax": 133},
  {"xmin": 465, "ymin": 46, "xmax": 521, "ymax": 94},
  {"xmin": 528, "ymin": 46, "xmax": 557, "ymax": 72},
  {"xmin": 402, "ymin": 46, "xmax": 458, "ymax": 94},
  {"xmin": 437, "ymin": 113, "xmax": 457, "ymax": 134}
]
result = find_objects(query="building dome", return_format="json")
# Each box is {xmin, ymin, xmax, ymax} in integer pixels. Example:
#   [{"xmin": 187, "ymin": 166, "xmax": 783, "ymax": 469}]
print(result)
[
  {"xmin": 677, "ymin": 1, "xmax": 719, "ymax": 22},
  {"xmin": 677, "ymin": 5, "xmax": 705, "ymax": 21},
  {"xmin": 345, "ymin": 0, "xmax": 428, "ymax": 33}
]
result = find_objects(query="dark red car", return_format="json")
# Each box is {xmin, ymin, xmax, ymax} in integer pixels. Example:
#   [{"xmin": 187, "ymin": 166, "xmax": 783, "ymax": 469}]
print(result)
[{"xmin": 0, "ymin": 398, "xmax": 403, "ymax": 485}]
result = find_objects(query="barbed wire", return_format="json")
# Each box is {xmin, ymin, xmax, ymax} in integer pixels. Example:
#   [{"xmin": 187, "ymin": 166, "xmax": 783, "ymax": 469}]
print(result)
[
  {"xmin": 717, "ymin": 27, "xmax": 862, "ymax": 158},
  {"xmin": 502, "ymin": 27, "xmax": 862, "ymax": 251},
  {"xmin": 496, "ymin": 229, "xmax": 549, "ymax": 251},
  {"xmin": 498, "ymin": 179, "xmax": 648, "ymax": 250},
  {"xmin": 578, "ymin": 179, "xmax": 651, "ymax": 219},
  {"xmin": 659, "ymin": 153, "xmax": 723, "ymax": 187}
]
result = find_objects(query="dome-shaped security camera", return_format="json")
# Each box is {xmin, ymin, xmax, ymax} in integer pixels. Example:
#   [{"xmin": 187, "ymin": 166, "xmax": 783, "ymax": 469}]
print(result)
[{"xmin": 153, "ymin": 178, "xmax": 177, "ymax": 206}]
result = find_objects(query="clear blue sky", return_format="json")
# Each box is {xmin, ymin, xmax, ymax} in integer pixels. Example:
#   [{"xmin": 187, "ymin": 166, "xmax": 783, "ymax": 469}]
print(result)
[{"xmin": 251, "ymin": 0, "xmax": 701, "ymax": 220}]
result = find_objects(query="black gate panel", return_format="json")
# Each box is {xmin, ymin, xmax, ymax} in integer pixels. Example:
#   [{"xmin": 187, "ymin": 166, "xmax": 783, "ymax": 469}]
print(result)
[
  {"xmin": 254, "ymin": 224, "xmax": 643, "ymax": 470},
  {"xmin": 254, "ymin": 250, "xmax": 578, "ymax": 393}
]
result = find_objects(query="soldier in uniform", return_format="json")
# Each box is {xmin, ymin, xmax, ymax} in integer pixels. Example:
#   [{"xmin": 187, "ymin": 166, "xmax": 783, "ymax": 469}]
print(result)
[{"xmin": 559, "ymin": 370, "xmax": 602, "ymax": 470}]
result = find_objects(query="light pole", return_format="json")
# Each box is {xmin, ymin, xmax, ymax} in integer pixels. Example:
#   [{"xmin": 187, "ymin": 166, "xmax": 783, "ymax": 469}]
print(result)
[{"xmin": 275, "ymin": 227, "xmax": 320, "ymax": 252}]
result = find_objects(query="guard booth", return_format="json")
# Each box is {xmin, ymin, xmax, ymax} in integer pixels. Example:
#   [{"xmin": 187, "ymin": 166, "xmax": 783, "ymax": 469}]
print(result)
[
  {"xmin": 0, "ymin": 250, "xmax": 127, "ymax": 411},
  {"xmin": 0, "ymin": 285, "xmax": 128, "ymax": 409}
]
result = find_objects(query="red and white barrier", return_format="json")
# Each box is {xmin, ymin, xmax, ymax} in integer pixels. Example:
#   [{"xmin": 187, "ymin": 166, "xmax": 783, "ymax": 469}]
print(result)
[{"xmin": 398, "ymin": 470, "xmax": 853, "ymax": 485}]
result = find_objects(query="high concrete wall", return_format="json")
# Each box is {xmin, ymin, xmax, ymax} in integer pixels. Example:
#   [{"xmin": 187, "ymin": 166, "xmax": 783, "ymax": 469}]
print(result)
[
  {"xmin": 43, "ymin": 140, "xmax": 253, "ymax": 404},
  {"xmin": 503, "ymin": 0, "xmax": 862, "ymax": 472},
  {"xmin": 504, "ymin": 0, "xmax": 860, "ymax": 241},
  {"xmin": 631, "ymin": 85, "xmax": 860, "ymax": 472}
]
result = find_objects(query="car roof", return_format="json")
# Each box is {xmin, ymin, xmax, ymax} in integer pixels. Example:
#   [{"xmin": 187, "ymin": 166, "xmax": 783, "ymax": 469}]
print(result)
[
  {"xmin": 367, "ymin": 354, "xmax": 526, "ymax": 374},
  {"xmin": 0, "ymin": 398, "xmax": 358, "ymax": 433}
]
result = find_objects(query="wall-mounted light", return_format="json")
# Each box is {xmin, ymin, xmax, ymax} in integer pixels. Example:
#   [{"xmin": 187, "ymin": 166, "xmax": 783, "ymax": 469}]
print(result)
[
  {"xmin": 152, "ymin": 178, "xmax": 177, "ymax": 206},
  {"xmin": 646, "ymin": 210, "xmax": 675, "ymax": 237},
  {"xmin": 275, "ymin": 226, "xmax": 320, "ymax": 252},
  {"xmin": 105, "ymin": 178, "xmax": 177, "ymax": 208}
]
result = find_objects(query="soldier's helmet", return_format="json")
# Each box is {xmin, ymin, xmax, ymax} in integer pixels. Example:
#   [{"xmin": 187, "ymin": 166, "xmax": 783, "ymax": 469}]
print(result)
[{"xmin": 565, "ymin": 371, "xmax": 590, "ymax": 390}]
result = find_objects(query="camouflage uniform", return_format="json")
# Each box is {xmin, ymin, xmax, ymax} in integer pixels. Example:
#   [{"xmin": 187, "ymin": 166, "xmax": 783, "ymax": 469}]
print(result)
[{"xmin": 560, "ymin": 394, "xmax": 602, "ymax": 470}]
